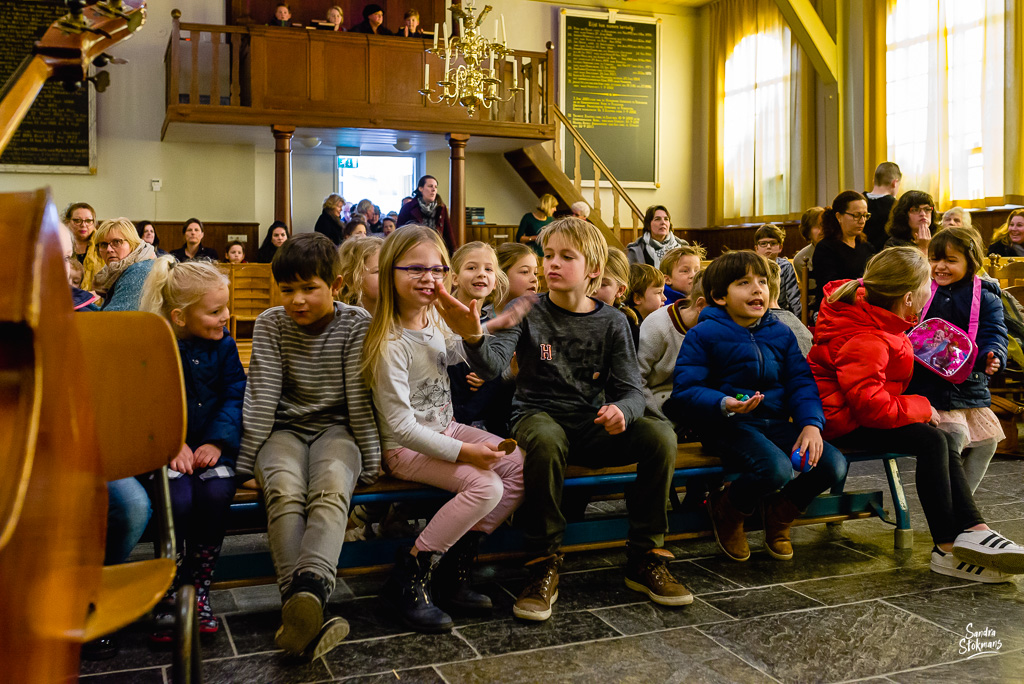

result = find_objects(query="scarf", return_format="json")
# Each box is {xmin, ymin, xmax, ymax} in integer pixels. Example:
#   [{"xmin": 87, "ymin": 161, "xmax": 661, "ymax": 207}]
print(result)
[
  {"xmin": 92, "ymin": 242, "xmax": 156, "ymax": 296},
  {"xmin": 642, "ymin": 232, "xmax": 684, "ymax": 268},
  {"xmin": 418, "ymin": 198, "xmax": 439, "ymax": 229}
]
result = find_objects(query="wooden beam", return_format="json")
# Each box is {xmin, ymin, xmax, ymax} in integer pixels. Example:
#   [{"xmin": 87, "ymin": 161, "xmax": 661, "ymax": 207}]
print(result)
[
  {"xmin": 773, "ymin": 0, "xmax": 838, "ymax": 84},
  {"xmin": 447, "ymin": 133, "xmax": 470, "ymax": 248},
  {"xmin": 272, "ymin": 125, "xmax": 295, "ymax": 231}
]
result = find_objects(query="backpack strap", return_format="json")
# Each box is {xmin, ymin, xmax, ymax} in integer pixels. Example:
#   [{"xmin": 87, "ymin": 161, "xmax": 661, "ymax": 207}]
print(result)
[
  {"xmin": 921, "ymin": 280, "xmax": 939, "ymax": 319},
  {"xmin": 968, "ymin": 275, "xmax": 982, "ymax": 340}
]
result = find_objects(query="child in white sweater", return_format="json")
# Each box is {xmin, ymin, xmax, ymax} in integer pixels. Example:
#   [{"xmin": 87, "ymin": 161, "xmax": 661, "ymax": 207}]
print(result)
[{"xmin": 638, "ymin": 271, "xmax": 706, "ymax": 427}]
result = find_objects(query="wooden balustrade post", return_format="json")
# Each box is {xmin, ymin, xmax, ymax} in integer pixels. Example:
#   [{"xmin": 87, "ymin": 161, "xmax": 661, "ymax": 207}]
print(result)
[
  {"xmin": 593, "ymin": 166, "xmax": 601, "ymax": 219},
  {"xmin": 168, "ymin": 10, "xmax": 181, "ymax": 107},
  {"xmin": 447, "ymin": 133, "xmax": 470, "ymax": 248},
  {"xmin": 545, "ymin": 41, "xmax": 555, "ymax": 125},
  {"xmin": 272, "ymin": 125, "xmax": 295, "ymax": 231}
]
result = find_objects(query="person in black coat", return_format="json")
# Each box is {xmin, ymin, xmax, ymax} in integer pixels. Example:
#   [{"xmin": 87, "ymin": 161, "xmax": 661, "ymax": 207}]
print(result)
[
  {"xmin": 170, "ymin": 218, "xmax": 219, "ymax": 262},
  {"xmin": 396, "ymin": 175, "xmax": 456, "ymax": 254},
  {"xmin": 810, "ymin": 191, "xmax": 875, "ymax": 315},
  {"xmin": 314, "ymin": 193, "xmax": 346, "ymax": 246},
  {"xmin": 351, "ymin": 4, "xmax": 393, "ymax": 35},
  {"xmin": 257, "ymin": 221, "xmax": 290, "ymax": 263}
]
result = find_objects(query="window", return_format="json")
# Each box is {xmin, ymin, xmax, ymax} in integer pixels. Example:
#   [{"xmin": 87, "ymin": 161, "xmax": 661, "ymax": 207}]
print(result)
[
  {"xmin": 337, "ymin": 155, "xmax": 418, "ymax": 216},
  {"xmin": 886, "ymin": 0, "xmax": 1004, "ymax": 203},
  {"xmin": 722, "ymin": 29, "xmax": 792, "ymax": 220}
]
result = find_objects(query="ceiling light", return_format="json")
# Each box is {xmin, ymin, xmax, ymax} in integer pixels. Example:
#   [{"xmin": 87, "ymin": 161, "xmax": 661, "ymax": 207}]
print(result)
[{"xmin": 394, "ymin": 138, "xmax": 412, "ymax": 152}]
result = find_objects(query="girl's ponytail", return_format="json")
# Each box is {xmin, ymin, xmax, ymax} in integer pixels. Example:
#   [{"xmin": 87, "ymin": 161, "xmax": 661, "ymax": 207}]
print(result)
[
  {"xmin": 141, "ymin": 256, "xmax": 228, "ymax": 322},
  {"xmin": 140, "ymin": 256, "xmax": 177, "ymax": 317},
  {"xmin": 827, "ymin": 246, "xmax": 929, "ymax": 311}
]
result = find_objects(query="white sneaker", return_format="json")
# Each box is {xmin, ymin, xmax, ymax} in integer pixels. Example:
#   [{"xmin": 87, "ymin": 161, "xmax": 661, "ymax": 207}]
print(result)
[
  {"xmin": 952, "ymin": 529, "xmax": 1024, "ymax": 574},
  {"xmin": 930, "ymin": 547, "xmax": 1012, "ymax": 583}
]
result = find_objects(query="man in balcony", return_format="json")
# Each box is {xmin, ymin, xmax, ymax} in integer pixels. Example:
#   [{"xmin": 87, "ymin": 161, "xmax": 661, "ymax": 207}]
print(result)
[{"xmin": 352, "ymin": 4, "xmax": 394, "ymax": 35}]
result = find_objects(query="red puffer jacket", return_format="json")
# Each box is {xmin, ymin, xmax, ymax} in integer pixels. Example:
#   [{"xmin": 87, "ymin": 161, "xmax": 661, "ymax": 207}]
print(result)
[{"xmin": 808, "ymin": 280, "xmax": 932, "ymax": 439}]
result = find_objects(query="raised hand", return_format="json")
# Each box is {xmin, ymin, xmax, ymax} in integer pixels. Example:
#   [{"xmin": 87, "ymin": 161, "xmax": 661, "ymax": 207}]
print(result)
[
  {"xmin": 434, "ymin": 281, "xmax": 483, "ymax": 340},
  {"xmin": 489, "ymin": 293, "xmax": 536, "ymax": 333}
]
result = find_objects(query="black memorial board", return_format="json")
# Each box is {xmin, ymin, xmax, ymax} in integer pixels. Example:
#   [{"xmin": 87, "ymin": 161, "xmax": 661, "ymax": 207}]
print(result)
[
  {"xmin": 561, "ymin": 12, "xmax": 657, "ymax": 186},
  {"xmin": 0, "ymin": 0, "xmax": 95, "ymax": 173}
]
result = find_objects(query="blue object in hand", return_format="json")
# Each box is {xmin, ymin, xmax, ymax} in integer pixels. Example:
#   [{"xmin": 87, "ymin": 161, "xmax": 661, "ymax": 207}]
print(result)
[
  {"xmin": 791, "ymin": 448, "xmax": 812, "ymax": 473},
  {"xmin": 735, "ymin": 394, "xmax": 750, "ymax": 402}
]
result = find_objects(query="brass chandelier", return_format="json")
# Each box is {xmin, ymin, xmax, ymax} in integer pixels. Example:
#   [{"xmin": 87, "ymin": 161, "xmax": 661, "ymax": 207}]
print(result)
[{"xmin": 420, "ymin": 1, "xmax": 523, "ymax": 117}]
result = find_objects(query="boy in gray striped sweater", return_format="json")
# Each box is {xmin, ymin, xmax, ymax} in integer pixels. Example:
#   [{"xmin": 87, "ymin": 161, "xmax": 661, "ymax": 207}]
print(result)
[{"xmin": 238, "ymin": 233, "xmax": 381, "ymax": 659}]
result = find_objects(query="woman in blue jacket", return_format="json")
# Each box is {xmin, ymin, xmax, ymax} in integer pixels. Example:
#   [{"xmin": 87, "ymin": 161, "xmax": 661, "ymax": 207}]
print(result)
[{"xmin": 141, "ymin": 257, "xmax": 247, "ymax": 639}]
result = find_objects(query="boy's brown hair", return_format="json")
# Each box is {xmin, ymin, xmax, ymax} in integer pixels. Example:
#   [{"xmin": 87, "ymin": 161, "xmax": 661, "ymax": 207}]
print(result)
[
  {"xmin": 754, "ymin": 223, "xmax": 785, "ymax": 245},
  {"xmin": 627, "ymin": 263, "xmax": 664, "ymax": 308},
  {"xmin": 702, "ymin": 250, "xmax": 770, "ymax": 304},
  {"xmin": 687, "ymin": 269, "xmax": 706, "ymax": 307},
  {"xmin": 539, "ymin": 217, "xmax": 608, "ymax": 295},
  {"xmin": 660, "ymin": 243, "xmax": 707, "ymax": 277}
]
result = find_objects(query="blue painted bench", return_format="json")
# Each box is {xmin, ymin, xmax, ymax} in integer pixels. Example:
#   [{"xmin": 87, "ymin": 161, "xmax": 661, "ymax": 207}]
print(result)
[{"xmin": 213, "ymin": 444, "xmax": 914, "ymax": 585}]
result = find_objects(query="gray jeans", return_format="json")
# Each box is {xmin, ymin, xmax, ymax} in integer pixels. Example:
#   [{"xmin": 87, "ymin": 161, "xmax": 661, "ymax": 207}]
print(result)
[{"xmin": 255, "ymin": 426, "xmax": 361, "ymax": 597}]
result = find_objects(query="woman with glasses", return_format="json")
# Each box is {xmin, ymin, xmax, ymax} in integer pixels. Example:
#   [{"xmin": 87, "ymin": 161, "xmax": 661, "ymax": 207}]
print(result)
[
  {"xmin": 810, "ymin": 190, "xmax": 876, "ymax": 316},
  {"xmin": 64, "ymin": 202, "xmax": 105, "ymax": 291},
  {"xmin": 884, "ymin": 190, "xmax": 936, "ymax": 250},
  {"xmin": 92, "ymin": 218, "xmax": 158, "ymax": 311}
]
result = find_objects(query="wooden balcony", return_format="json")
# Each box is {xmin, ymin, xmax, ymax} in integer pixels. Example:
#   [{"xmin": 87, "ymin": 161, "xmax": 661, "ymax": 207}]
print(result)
[{"xmin": 161, "ymin": 12, "xmax": 556, "ymax": 141}]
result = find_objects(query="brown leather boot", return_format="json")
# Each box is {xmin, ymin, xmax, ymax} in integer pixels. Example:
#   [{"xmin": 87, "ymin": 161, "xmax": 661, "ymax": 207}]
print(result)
[
  {"xmin": 763, "ymin": 493, "xmax": 801, "ymax": 560},
  {"xmin": 513, "ymin": 554, "xmax": 563, "ymax": 621},
  {"xmin": 707, "ymin": 490, "xmax": 750, "ymax": 561}
]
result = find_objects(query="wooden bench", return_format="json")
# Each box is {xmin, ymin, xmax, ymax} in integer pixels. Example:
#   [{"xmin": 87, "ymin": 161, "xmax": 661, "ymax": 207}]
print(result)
[{"xmin": 211, "ymin": 443, "xmax": 913, "ymax": 585}]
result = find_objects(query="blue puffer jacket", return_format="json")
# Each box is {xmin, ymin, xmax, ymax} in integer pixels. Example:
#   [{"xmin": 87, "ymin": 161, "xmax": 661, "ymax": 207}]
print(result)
[
  {"xmin": 670, "ymin": 306, "xmax": 825, "ymax": 432},
  {"xmin": 178, "ymin": 331, "xmax": 247, "ymax": 467},
  {"xmin": 906, "ymin": 277, "xmax": 1007, "ymax": 410}
]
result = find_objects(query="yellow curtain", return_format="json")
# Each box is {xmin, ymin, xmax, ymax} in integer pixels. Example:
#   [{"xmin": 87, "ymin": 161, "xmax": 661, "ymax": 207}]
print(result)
[
  {"xmin": 862, "ymin": 0, "xmax": 888, "ymax": 191},
  {"xmin": 1006, "ymin": 1, "xmax": 1024, "ymax": 204},
  {"xmin": 707, "ymin": 0, "xmax": 816, "ymax": 225},
  {"xmin": 885, "ymin": 0, "xmax": 1006, "ymax": 208}
]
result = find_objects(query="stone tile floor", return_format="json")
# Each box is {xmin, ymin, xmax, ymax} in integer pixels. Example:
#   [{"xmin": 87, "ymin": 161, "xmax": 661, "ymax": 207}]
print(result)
[{"xmin": 80, "ymin": 457, "xmax": 1024, "ymax": 683}]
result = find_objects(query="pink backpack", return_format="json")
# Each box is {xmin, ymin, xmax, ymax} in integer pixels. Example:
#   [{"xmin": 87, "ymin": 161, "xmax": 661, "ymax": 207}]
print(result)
[{"xmin": 907, "ymin": 277, "xmax": 981, "ymax": 384}]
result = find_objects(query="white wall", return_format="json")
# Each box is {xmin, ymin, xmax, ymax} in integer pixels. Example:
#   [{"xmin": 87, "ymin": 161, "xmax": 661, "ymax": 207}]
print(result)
[{"xmin": 0, "ymin": 0, "xmax": 707, "ymax": 239}]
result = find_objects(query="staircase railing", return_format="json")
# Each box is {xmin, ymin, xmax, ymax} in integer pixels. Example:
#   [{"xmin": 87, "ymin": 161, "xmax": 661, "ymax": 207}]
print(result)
[{"xmin": 550, "ymin": 104, "xmax": 644, "ymax": 239}]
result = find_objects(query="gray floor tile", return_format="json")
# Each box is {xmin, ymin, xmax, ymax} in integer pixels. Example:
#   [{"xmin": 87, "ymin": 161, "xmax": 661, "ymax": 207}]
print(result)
[
  {"xmin": 322, "ymin": 632, "xmax": 476, "ymax": 677},
  {"xmin": 79, "ymin": 620, "xmax": 234, "ymax": 675},
  {"xmin": 501, "ymin": 566, "xmax": 638, "ymax": 613},
  {"xmin": 591, "ymin": 598, "xmax": 733, "ymax": 635},
  {"xmin": 201, "ymin": 651, "xmax": 331, "ymax": 684},
  {"xmin": 978, "ymin": 501, "xmax": 1024, "ymax": 523},
  {"xmin": 787, "ymin": 566, "xmax": 972, "ymax": 605},
  {"xmin": 79, "ymin": 668, "xmax": 166, "ymax": 683},
  {"xmin": 702, "ymin": 585, "xmax": 824, "ymax": 619},
  {"xmin": 436, "ymin": 627, "xmax": 774, "ymax": 683},
  {"xmin": 888, "ymin": 649, "xmax": 1024, "ymax": 683},
  {"xmin": 339, "ymin": 667, "xmax": 445, "ymax": 683},
  {"xmin": 671, "ymin": 559, "xmax": 745, "ymax": 594},
  {"xmin": 699, "ymin": 601, "xmax": 962, "ymax": 683},
  {"xmin": 456, "ymin": 610, "xmax": 618, "ymax": 656},
  {"xmin": 885, "ymin": 582, "xmax": 1024, "ymax": 651}
]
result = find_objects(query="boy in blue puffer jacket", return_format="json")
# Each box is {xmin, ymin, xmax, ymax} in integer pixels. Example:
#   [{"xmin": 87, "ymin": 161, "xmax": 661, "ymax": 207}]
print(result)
[{"xmin": 666, "ymin": 251, "xmax": 847, "ymax": 563}]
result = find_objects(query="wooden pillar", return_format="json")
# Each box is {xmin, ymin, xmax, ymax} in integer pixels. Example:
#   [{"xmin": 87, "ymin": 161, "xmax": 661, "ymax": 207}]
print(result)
[
  {"xmin": 272, "ymin": 125, "xmax": 295, "ymax": 231},
  {"xmin": 447, "ymin": 133, "xmax": 470, "ymax": 248}
]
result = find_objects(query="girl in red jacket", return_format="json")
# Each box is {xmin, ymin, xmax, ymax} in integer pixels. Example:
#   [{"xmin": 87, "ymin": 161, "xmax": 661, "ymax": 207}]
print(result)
[{"xmin": 809, "ymin": 246, "xmax": 1024, "ymax": 583}]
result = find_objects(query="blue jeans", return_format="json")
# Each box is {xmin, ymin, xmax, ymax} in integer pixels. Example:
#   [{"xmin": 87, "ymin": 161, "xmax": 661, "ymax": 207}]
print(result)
[
  {"xmin": 106, "ymin": 477, "xmax": 152, "ymax": 564},
  {"xmin": 702, "ymin": 418, "xmax": 848, "ymax": 515}
]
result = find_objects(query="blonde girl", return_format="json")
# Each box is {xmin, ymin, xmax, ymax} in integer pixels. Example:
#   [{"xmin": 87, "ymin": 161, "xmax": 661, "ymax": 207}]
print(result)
[
  {"xmin": 140, "ymin": 257, "xmax": 247, "ymax": 638},
  {"xmin": 363, "ymin": 225, "xmax": 524, "ymax": 633},
  {"xmin": 492, "ymin": 242, "xmax": 539, "ymax": 315},
  {"xmin": 809, "ymin": 247, "xmax": 1024, "ymax": 583},
  {"xmin": 338, "ymin": 235, "xmax": 383, "ymax": 314}
]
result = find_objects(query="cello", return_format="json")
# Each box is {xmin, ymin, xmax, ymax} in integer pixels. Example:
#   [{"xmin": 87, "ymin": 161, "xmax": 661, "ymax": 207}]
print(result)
[{"xmin": 0, "ymin": 3, "xmax": 196, "ymax": 682}]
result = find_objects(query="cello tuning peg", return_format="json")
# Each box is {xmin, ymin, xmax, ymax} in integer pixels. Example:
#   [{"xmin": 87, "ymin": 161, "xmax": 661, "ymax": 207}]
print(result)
[
  {"xmin": 94, "ymin": 53, "xmax": 128, "ymax": 67},
  {"xmin": 88, "ymin": 71, "xmax": 111, "ymax": 93},
  {"xmin": 63, "ymin": 79, "xmax": 84, "ymax": 93},
  {"xmin": 66, "ymin": 0, "xmax": 86, "ymax": 16}
]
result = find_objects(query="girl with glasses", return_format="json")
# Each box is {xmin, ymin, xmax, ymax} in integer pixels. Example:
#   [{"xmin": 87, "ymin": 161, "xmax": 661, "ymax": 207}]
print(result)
[{"xmin": 884, "ymin": 190, "xmax": 936, "ymax": 250}]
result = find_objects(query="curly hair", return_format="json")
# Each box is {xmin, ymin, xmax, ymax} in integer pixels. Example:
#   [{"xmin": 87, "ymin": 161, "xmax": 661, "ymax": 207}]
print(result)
[{"xmin": 884, "ymin": 190, "xmax": 935, "ymax": 243}]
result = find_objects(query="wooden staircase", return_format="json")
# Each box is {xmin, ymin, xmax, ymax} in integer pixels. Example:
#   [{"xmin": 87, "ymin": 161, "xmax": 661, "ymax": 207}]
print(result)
[{"xmin": 504, "ymin": 105, "xmax": 646, "ymax": 250}]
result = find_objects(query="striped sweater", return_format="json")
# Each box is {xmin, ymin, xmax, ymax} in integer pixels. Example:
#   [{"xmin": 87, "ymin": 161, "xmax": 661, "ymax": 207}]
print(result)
[{"xmin": 237, "ymin": 303, "xmax": 381, "ymax": 484}]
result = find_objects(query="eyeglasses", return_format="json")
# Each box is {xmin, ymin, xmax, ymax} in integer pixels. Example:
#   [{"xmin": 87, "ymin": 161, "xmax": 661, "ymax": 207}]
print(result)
[
  {"xmin": 909, "ymin": 206, "xmax": 934, "ymax": 215},
  {"xmin": 843, "ymin": 212, "xmax": 871, "ymax": 222},
  {"xmin": 394, "ymin": 265, "xmax": 449, "ymax": 279},
  {"xmin": 96, "ymin": 238, "xmax": 127, "ymax": 251},
  {"xmin": 755, "ymin": 240, "xmax": 780, "ymax": 248},
  {"xmin": 70, "ymin": 218, "xmax": 94, "ymax": 226}
]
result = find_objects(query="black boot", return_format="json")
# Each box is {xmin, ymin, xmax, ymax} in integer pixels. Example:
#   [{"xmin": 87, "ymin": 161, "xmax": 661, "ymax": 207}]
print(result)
[
  {"xmin": 192, "ymin": 542, "xmax": 223, "ymax": 633},
  {"xmin": 434, "ymin": 532, "xmax": 492, "ymax": 614},
  {"xmin": 383, "ymin": 549, "xmax": 453, "ymax": 633}
]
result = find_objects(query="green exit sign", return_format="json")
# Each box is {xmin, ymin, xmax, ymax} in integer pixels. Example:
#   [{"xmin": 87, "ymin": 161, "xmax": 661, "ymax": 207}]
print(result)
[{"xmin": 338, "ymin": 157, "xmax": 360, "ymax": 169}]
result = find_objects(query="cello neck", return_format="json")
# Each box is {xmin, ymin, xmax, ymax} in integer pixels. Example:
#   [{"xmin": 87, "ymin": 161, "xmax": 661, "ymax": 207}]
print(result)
[{"xmin": 0, "ymin": 55, "xmax": 52, "ymax": 155}]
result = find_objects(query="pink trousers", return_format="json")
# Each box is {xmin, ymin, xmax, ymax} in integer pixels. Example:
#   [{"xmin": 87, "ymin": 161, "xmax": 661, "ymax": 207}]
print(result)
[{"xmin": 384, "ymin": 422, "xmax": 524, "ymax": 553}]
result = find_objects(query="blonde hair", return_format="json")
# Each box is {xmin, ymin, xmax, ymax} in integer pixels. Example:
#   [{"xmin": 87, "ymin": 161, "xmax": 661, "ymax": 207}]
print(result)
[
  {"xmin": 537, "ymin": 193, "xmax": 558, "ymax": 215},
  {"xmin": 338, "ymin": 235, "xmax": 383, "ymax": 307},
  {"xmin": 688, "ymin": 269, "xmax": 706, "ymax": 307},
  {"xmin": 141, "ymin": 256, "xmax": 229, "ymax": 323},
  {"xmin": 496, "ymin": 242, "xmax": 535, "ymax": 273},
  {"xmin": 451, "ymin": 241, "xmax": 508, "ymax": 307},
  {"xmin": 660, "ymin": 243, "xmax": 706, "ymax": 277},
  {"xmin": 991, "ymin": 208, "xmax": 1024, "ymax": 247},
  {"xmin": 766, "ymin": 259, "xmax": 781, "ymax": 303},
  {"xmin": 539, "ymin": 217, "xmax": 608, "ymax": 295},
  {"xmin": 94, "ymin": 218, "xmax": 142, "ymax": 253},
  {"xmin": 323, "ymin": 193, "xmax": 345, "ymax": 212},
  {"xmin": 627, "ymin": 263, "xmax": 664, "ymax": 308},
  {"xmin": 828, "ymin": 246, "xmax": 930, "ymax": 311},
  {"xmin": 362, "ymin": 225, "xmax": 451, "ymax": 385},
  {"xmin": 603, "ymin": 248, "xmax": 630, "ymax": 306}
]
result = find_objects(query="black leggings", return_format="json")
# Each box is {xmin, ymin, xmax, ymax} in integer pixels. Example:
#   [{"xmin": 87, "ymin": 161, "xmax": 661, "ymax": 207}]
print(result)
[{"xmin": 835, "ymin": 422, "xmax": 984, "ymax": 544}]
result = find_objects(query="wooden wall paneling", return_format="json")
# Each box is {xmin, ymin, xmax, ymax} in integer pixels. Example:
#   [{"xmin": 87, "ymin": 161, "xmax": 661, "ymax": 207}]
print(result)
[
  {"xmin": 309, "ymin": 38, "xmax": 326, "ymax": 102},
  {"xmin": 252, "ymin": 28, "xmax": 311, "ymax": 108},
  {"xmin": 366, "ymin": 36, "xmax": 388, "ymax": 106},
  {"xmin": 383, "ymin": 39, "xmax": 429, "ymax": 106},
  {"xmin": 319, "ymin": 35, "xmax": 370, "ymax": 106},
  {"xmin": 150, "ymin": 222, "xmax": 260, "ymax": 262}
]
